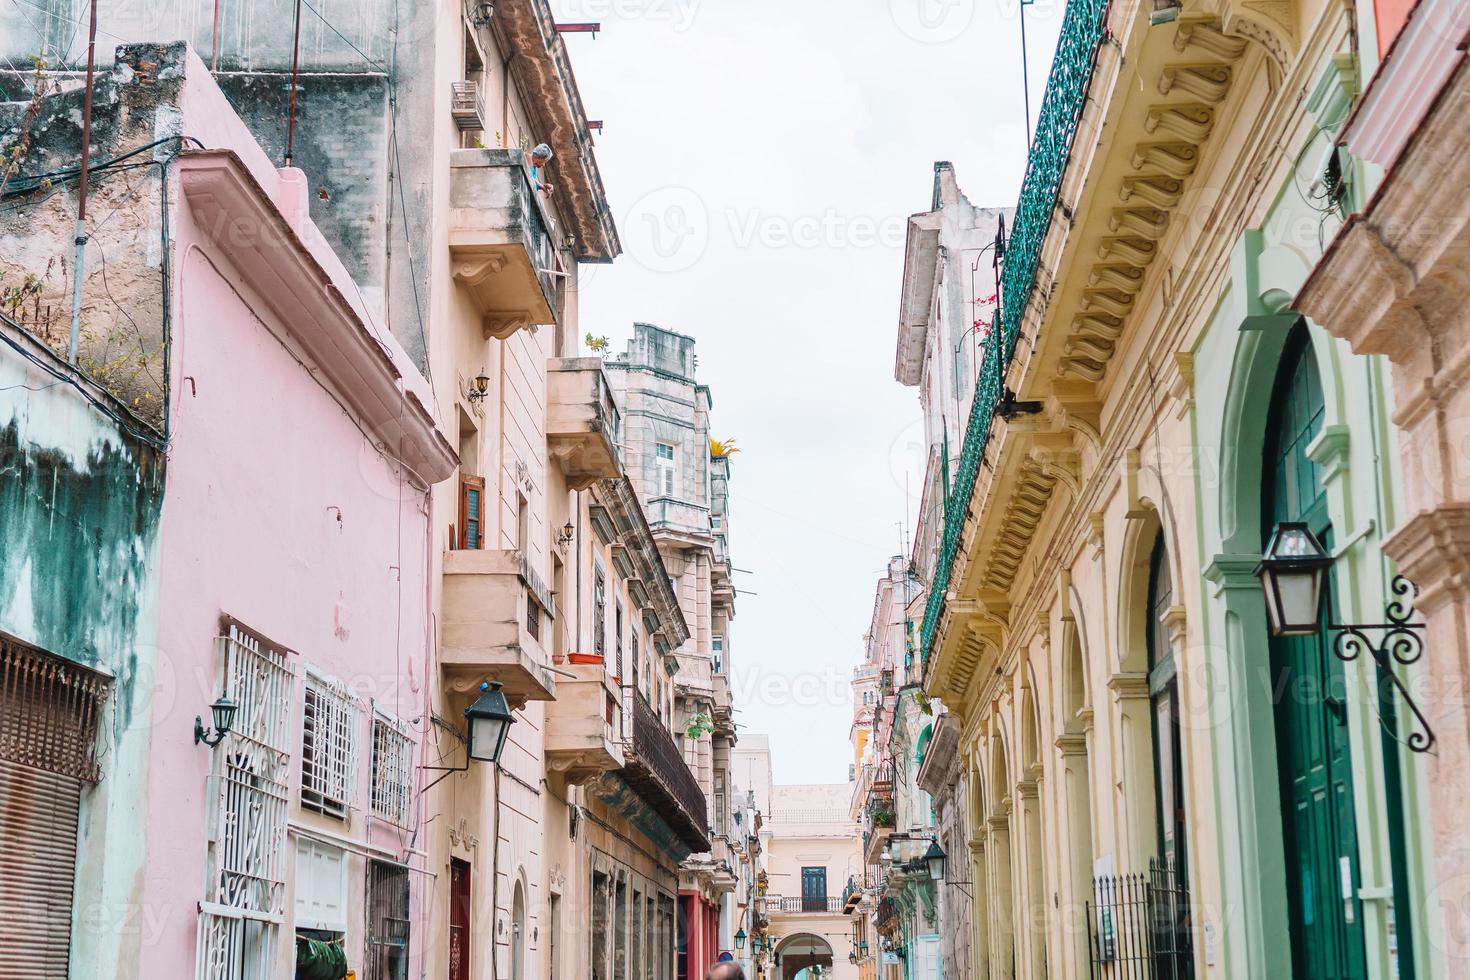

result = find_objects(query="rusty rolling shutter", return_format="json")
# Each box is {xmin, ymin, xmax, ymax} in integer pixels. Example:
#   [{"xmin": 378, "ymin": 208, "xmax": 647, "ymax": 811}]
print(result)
[
  {"xmin": 0, "ymin": 756, "xmax": 82, "ymax": 978},
  {"xmin": 0, "ymin": 636, "xmax": 108, "ymax": 978}
]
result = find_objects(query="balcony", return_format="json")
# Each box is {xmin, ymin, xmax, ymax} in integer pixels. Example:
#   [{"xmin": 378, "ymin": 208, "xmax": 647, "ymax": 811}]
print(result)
[
  {"xmin": 545, "ymin": 661, "xmax": 624, "ymax": 785},
  {"xmin": 546, "ymin": 358, "xmax": 621, "ymax": 490},
  {"xmin": 440, "ymin": 548, "xmax": 557, "ymax": 707},
  {"xmin": 767, "ymin": 896, "xmax": 843, "ymax": 914},
  {"xmin": 602, "ymin": 686, "xmax": 710, "ymax": 855},
  {"xmin": 448, "ymin": 148, "xmax": 560, "ymax": 336},
  {"xmin": 863, "ymin": 820, "xmax": 894, "ymax": 867},
  {"xmin": 842, "ymin": 876, "xmax": 862, "ymax": 913}
]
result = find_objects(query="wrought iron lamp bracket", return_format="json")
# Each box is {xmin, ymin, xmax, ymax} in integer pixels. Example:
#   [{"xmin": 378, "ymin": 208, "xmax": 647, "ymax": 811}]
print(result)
[
  {"xmin": 944, "ymin": 879, "xmax": 975, "ymax": 899},
  {"xmin": 1326, "ymin": 575, "xmax": 1435, "ymax": 754}
]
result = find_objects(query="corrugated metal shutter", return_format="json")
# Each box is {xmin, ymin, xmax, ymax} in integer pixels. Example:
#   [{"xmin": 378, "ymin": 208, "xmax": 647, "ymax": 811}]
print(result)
[{"xmin": 0, "ymin": 756, "xmax": 81, "ymax": 978}]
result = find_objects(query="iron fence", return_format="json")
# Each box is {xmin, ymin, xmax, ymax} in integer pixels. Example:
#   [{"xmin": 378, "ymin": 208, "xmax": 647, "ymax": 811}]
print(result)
[
  {"xmin": 921, "ymin": 0, "xmax": 1111, "ymax": 659},
  {"xmin": 1087, "ymin": 858, "xmax": 1194, "ymax": 980}
]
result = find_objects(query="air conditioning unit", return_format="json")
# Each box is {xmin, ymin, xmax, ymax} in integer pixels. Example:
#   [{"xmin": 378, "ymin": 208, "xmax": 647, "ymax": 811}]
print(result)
[{"xmin": 451, "ymin": 80, "xmax": 486, "ymax": 133}]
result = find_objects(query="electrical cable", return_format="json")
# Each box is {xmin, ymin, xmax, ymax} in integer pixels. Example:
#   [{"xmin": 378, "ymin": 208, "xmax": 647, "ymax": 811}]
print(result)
[{"xmin": 2, "ymin": 134, "xmax": 205, "ymax": 197}]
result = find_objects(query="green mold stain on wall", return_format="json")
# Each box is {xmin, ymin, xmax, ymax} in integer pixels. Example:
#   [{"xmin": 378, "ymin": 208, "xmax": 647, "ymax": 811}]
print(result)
[{"xmin": 0, "ymin": 416, "xmax": 165, "ymax": 711}]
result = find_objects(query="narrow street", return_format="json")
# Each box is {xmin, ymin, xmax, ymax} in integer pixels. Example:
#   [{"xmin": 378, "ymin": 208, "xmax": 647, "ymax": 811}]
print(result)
[{"xmin": 1, "ymin": 1, "xmax": 1468, "ymax": 979}]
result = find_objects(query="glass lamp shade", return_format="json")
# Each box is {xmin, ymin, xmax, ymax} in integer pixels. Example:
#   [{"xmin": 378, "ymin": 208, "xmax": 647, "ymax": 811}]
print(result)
[
  {"xmin": 466, "ymin": 681, "xmax": 515, "ymax": 763},
  {"xmin": 210, "ymin": 696, "xmax": 239, "ymax": 737},
  {"xmin": 923, "ymin": 838, "xmax": 947, "ymax": 881},
  {"xmin": 734, "ymin": 929, "xmax": 746, "ymax": 950},
  {"xmin": 1254, "ymin": 522, "xmax": 1332, "ymax": 636}
]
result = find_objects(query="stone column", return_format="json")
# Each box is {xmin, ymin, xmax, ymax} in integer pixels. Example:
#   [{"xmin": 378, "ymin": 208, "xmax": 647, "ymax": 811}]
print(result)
[
  {"xmin": 1294, "ymin": 55, "xmax": 1470, "ymax": 959},
  {"xmin": 1056, "ymin": 733, "xmax": 1093, "ymax": 980},
  {"xmin": 988, "ymin": 813, "xmax": 1015, "ymax": 978},
  {"xmin": 1017, "ymin": 778, "xmax": 1046, "ymax": 980}
]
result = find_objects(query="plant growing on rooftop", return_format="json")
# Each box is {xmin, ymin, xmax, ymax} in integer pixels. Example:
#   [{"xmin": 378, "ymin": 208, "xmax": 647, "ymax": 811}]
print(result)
[{"xmin": 710, "ymin": 437, "xmax": 740, "ymax": 458}]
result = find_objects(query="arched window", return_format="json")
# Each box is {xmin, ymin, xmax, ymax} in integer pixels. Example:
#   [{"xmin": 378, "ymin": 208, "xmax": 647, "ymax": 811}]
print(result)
[{"xmin": 1147, "ymin": 534, "xmax": 1187, "ymax": 877}]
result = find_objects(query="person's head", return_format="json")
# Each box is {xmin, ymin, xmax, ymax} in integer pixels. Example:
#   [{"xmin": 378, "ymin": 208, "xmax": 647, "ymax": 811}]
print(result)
[
  {"xmin": 530, "ymin": 142, "xmax": 554, "ymax": 165},
  {"xmin": 705, "ymin": 962, "xmax": 745, "ymax": 980}
]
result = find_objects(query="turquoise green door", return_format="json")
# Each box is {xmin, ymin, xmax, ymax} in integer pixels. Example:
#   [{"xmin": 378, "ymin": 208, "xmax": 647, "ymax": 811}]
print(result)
[{"xmin": 1264, "ymin": 330, "xmax": 1367, "ymax": 980}]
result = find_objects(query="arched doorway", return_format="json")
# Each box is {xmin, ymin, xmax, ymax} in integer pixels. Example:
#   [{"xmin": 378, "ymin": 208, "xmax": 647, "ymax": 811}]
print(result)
[
  {"xmin": 774, "ymin": 933, "xmax": 832, "ymax": 979},
  {"xmin": 511, "ymin": 879, "xmax": 526, "ymax": 980},
  {"xmin": 1263, "ymin": 327, "xmax": 1367, "ymax": 979}
]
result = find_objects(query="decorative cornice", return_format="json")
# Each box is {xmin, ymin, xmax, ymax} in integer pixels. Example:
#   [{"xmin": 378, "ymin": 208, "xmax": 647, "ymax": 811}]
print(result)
[
  {"xmin": 177, "ymin": 150, "xmax": 457, "ymax": 489},
  {"xmin": 1203, "ymin": 554, "xmax": 1262, "ymax": 598},
  {"xmin": 1384, "ymin": 503, "xmax": 1470, "ymax": 613},
  {"xmin": 1107, "ymin": 671, "xmax": 1149, "ymax": 700},
  {"xmin": 1306, "ymin": 424, "xmax": 1351, "ymax": 485}
]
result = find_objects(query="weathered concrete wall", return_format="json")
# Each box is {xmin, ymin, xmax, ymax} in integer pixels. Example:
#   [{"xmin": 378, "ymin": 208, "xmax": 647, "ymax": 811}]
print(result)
[
  {"xmin": 0, "ymin": 45, "xmax": 184, "ymax": 425},
  {"xmin": 0, "ymin": 312, "xmax": 167, "ymax": 979},
  {"xmin": 212, "ymin": 71, "xmax": 390, "ymax": 305},
  {"xmin": 0, "ymin": 0, "xmax": 395, "ymax": 72}
]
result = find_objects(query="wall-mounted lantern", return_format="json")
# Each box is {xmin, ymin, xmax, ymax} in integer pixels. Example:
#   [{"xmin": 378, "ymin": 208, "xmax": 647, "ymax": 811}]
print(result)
[
  {"xmin": 1254, "ymin": 522, "xmax": 1333, "ymax": 636},
  {"xmin": 1254, "ymin": 521, "xmax": 1435, "ymax": 753},
  {"xmin": 558, "ymin": 520, "xmax": 575, "ymax": 547},
  {"xmin": 194, "ymin": 695, "xmax": 238, "ymax": 747},
  {"xmin": 468, "ymin": 373, "xmax": 491, "ymax": 403},
  {"xmin": 923, "ymin": 837, "xmax": 947, "ymax": 882},
  {"xmin": 734, "ymin": 928, "xmax": 746, "ymax": 951},
  {"xmin": 466, "ymin": 680, "xmax": 515, "ymax": 763},
  {"xmin": 421, "ymin": 680, "xmax": 517, "ymax": 791}
]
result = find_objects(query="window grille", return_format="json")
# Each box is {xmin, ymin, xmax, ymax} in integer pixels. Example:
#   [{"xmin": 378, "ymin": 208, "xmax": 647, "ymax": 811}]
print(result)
[
  {"xmin": 527, "ymin": 592, "xmax": 541, "ymax": 642},
  {"xmin": 370, "ymin": 713, "xmax": 414, "ymax": 826},
  {"xmin": 594, "ymin": 568, "xmax": 607, "ymax": 656},
  {"xmin": 0, "ymin": 635, "xmax": 109, "ymax": 782},
  {"xmin": 301, "ymin": 673, "xmax": 360, "ymax": 820},
  {"xmin": 366, "ymin": 861, "xmax": 411, "ymax": 980},
  {"xmin": 197, "ymin": 622, "xmax": 295, "ymax": 980}
]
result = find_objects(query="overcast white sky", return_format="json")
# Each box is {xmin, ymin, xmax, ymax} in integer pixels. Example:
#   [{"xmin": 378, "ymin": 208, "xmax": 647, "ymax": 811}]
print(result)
[{"xmin": 555, "ymin": 0, "xmax": 1062, "ymax": 785}]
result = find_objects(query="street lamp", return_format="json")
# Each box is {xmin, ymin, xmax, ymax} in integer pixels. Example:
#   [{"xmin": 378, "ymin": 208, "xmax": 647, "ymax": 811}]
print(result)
[
  {"xmin": 1253, "ymin": 522, "xmax": 1332, "ymax": 635},
  {"xmin": 1253, "ymin": 521, "xmax": 1436, "ymax": 753},
  {"xmin": 734, "ymin": 928, "xmax": 746, "ymax": 951},
  {"xmin": 466, "ymin": 681, "xmax": 515, "ymax": 763}
]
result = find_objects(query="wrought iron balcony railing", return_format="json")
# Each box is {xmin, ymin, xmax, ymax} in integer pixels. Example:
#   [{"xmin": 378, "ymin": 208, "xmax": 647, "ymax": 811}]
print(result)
[
  {"xmin": 768, "ymin": 896, "xmax": 843, "ymax": 914},
  {"xmin": 920, "ymin": 0, "xmax": 1110, "ymax": 660},
  {"xmin": 616, "ymin": 686, "xmax": 710, "ymax": 853}
]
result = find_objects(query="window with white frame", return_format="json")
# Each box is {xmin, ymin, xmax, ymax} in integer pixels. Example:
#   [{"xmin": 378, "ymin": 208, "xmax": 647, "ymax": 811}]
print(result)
[
  {"xmin": 370, "ymin": 713, "xmax": 414, "ymax": 826},
  {"xmin": 301, "ymin": 673, "xmax": 360, "ymax": 820},
  {"xmin": 711, "ymin": 634, "xmax": 724, "ymax": 675},
  {"xmin": 196, "ymin": 622, "xmax": 295, "ymax": 980},
  {"xmin": 655, "ymin": 442, "xmax": 676, "ymax": 497}
]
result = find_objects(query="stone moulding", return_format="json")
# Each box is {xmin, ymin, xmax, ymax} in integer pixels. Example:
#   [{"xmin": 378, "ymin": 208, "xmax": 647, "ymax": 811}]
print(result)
[{"xmin": 177, "ymin": 149, "xmax": 456, "ymax": 488}]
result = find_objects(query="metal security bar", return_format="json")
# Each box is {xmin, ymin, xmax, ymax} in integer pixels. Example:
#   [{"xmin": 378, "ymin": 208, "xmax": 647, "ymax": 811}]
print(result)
[
  {"xmin": 366, "ymin": 860, "xmax": 411, "ymax": 980},
  {"xmin": 198, "ymin": 622, "xmax": 295, "ymax": 980},
  {"xmin": 370, "ymin": 713, "xmax": 414, "ymax": 826},
  {"xmin": 921, "ymin": 0, "xmax": 1110, "ymax": 659},
  {"xmin": 1087, "ymin": 858, "xmax": 1194, "ymax": 979},
  {"xmin": 301, "ymin": 672, "xmax": 360, "ymax": 819},
  {"xmin": 0, "ymin": 635, "xmax": 109, "ymax": 781}
]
